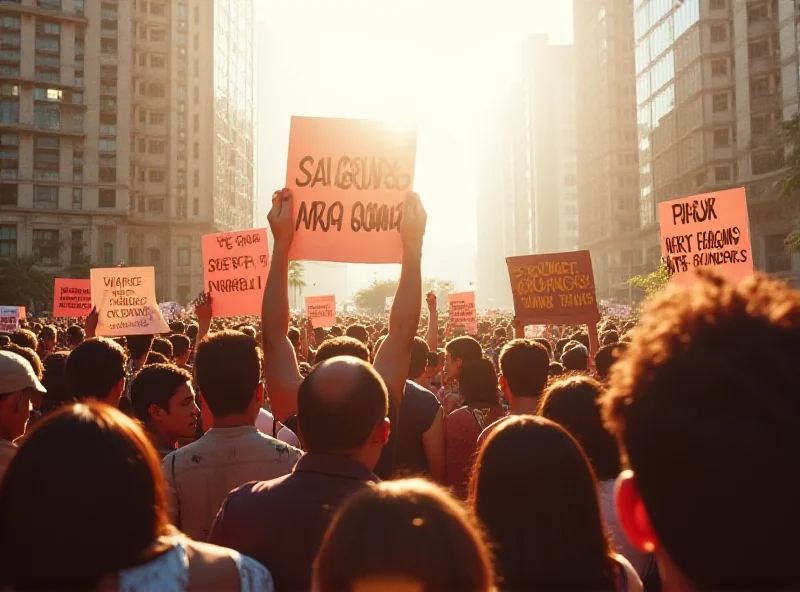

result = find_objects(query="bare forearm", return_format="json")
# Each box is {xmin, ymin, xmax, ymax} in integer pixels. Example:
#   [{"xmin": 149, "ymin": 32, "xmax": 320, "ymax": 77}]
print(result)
[
  {"xmin": 390, "ymin": 250, "xmax": 422, "ymax": 342},
  {"xmin": 426, "ymin": 307, "xmax": 438, "ymax": 352},
  {"xmin": 263, "ymin": 245, "xmax": 291, "ymax": 343}
]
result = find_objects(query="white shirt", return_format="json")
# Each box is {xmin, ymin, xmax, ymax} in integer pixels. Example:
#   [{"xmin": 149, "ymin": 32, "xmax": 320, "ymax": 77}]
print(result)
[{"xmin": 256, "ymin": 408, "xmax": 301, "ymax": 448}]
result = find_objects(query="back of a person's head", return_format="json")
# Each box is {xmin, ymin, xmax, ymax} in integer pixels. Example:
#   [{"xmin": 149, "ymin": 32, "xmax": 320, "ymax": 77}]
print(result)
[
  {"xmin": 538, "ymin": 376, "xmax": 621, "ymax": 482},
  {"xmin": 426, "ymin": 351, "xmax": 438, "ymax": 369},
  {"xmin": 499, "ymin": 340, "xmax": 550, "ymax": 399},
  {"xmin": 195, "ymin": 330, "xmax": 261, "ymax": 417},
  {"xmin": 40, "ymin": 351, "xmax": 71, "ymax": 415},
  {"xmin": 130, "ymin": 364, "xmax": 192, "ymax": 426},
  {"xmin": 126, "ymin": 334, "xmax": 154, "ymax": 360},
  {"xmin": 445, "ymin": 336, "xmax": 483, "ymax": 364},
  {"xmin": 169, "ymin": 321, "xmax": 185, "ymax": 335},
  {"xmin": 470, "ymin": 416, "xmax": 614, "ymax": 591},
  {"xmin": 39, "ymin": 325, "xmax": 57, "ymax": 341},
  {"xmin": 459, "ymin": 357, "xmax": 499, "ymax": 409},
  {"xmin": 408, "ymin": 336, "xmax": 429, "ymax": 379},
  {"xmin": 0, "ymin": 403, "xmax": 169, "ymax": 590},
  {"xmin": 150, "ymin": 337, "xmax": 173, "ymax": 360},
  {"xmin": 570, "ymin": 331, "xmax": 589, "ymax": 349},
  {"xmin": 313, "ymin": 327, "xmax": 328, "ymax": 344},
  {"xmin": 561, "ymin": 343, "xmax": 588, "ymax": 372},
  {"xmin": 601, "ymin": 330, "xmax": 619, "ymax": 346},
  {"xmin": 603, "ymin": 271, "xmax": 800, "ymax": 590},
  {"xmin": 314, "ymin": 336, "xmax": 370, "ymax": 364},
  {"xmin": 314, "ymin": 478, "xmax": 493, "ymax": 592},
  {"xmin": 238, "ymin": 325, "xmax": 257, "ymax": 339},
  {"xmin": 594, "ymin": 342, "xmax": 628, "ymax": 381},
  {"xmin": 298, "ymin": 357, "xmax": 387, "ymax": 453},
  {"xmin": 168, "ymin": 334, "xmax": 191, "ymax": 359},
  {"xmin": 10, "ymin": 329, "xmax": 36, "ymax": 351},
  {"xmin": 554, "ymin": 337, "xmax": 570, "ymax": 359},
  {"xmin": 186, "ymin": 324, "xmax": 199, "ymax": 341},
  {"xmin": 345, "ymin": 324, "xmax": 369, "ymax": 345},
  {"xmin": 65, "ymin": 338, "xmax": 126, "ymax": 400},
  {"xmin": 65, "ymin": 324, "xmax": 85, "ymax": 347},
  {"xmin": 532, "ymin": 337, "xmax": 552, "ymax": 359},
  {"xmin": 287, "ymin": 326, "xmax": 301, "ymax": 347},
  {"xmin": 145, "ymin": 351, "xmax": 169, "ymax": 366},
  {"xmin": 329, "ymin": 325, "xmax": 344, "ymax": 337},
  {"xmin": 1, "ymin": 343, "xmax": 42, "ymax": 380}
]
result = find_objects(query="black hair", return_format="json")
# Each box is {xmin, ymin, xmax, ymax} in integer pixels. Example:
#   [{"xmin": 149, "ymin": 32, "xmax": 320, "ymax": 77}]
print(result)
[
  {"xmin": 315, "ymin": 336, "xmax": 370, "ymax": 364},
  {"xmin": 130, "ymin": 364, "xmax": 193, "ymax": 426},
  {"xmin": 65, "ymin": 338, "xmax": 127, "ymax": 400},
  {"xmin": 408, "ymin": 337, "xmax": 429, "ymax": 378},
  {"xmin": 195, "ymin": 331, "xmax": 262, "ymax": 417},
  {"xmin": 498, "ymin": 340, "xmax": 550, "ymax": 399}
]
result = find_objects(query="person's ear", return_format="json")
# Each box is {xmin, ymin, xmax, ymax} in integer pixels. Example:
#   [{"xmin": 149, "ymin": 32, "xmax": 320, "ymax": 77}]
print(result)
[
  {"xmin": 499, "ymin": 374, "xmax": 509, "ymax": 395},
  {"xmin": 254, "ymin": 382, "xmax": 265, "ymax": 405},
  {"xmin": 148, "ymin": 403, "xmax": 165, "ymax": 423},
  {"xmin": 616, "ymin": 470, "xmax": 659, "ymax": 553},
  {"xmin": 372, "ymin": 417, "xmax": 390, "ymax": 446}
]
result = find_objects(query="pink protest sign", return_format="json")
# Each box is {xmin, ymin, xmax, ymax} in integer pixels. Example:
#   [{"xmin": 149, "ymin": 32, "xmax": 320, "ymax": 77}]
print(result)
[
  {"xmin": 53, "ymin": 278, "xmax": 92, "ymax": 318},
  {"xmin": 448, "ymin": 291, "xmax": 477, "ymax": 335},
  {"xmin": 305, "ymin": 294, "xmax": 337, "ymax": 328}
]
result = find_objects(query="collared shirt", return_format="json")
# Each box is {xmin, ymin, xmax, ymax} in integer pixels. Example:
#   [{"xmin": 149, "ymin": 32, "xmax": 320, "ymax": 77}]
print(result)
[
  {"xmin": 163, "ymin": 425, "xmax": 302, "ymax": 542},
  {"xmin": 209, "ymin": 453, "xmax": 379, "ymax": 592}
]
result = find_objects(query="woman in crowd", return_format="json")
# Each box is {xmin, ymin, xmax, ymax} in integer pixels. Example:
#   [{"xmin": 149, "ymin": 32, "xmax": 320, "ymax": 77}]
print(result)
[
  {"xmin": 539, "ymin": 376, "xmax": 651, "ymax": 578},
  {"xmin": 469, "ymin": 416, "xmax": 642, "ymax": 592},
  {"xmin": 0, "ymin": 403, "xmax": 273, "ymax": 591},
  {"xmin": 313, "ymin": 478, "xmax": 494, "ymax": 592},
  {"xmin": 443, "ymin": 357, "xmax": 505, "ymax": 497}
]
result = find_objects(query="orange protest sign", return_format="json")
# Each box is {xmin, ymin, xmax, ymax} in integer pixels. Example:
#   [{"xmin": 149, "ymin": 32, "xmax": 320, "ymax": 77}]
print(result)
[
  {"xmin": 53, "ymin": 278, "xmax": 92, "ymax": 318},
  {"xmin": 659, "ymin": 188, "xmax": 753, "ymax": 286},
  {"xmin": 448, "ymin": 291, "xmax": 477, "ymax": 335},
  {"xmin": 305, "ymin": 294, "xmax": 337, "ymax": 328},
  {"xmin": 285, "ymin": 116, "xmax": 418, "ymax": 264},
  {"xmin": 18, "ymin": 306, "xmax": 25, "ymax": 320},
  {"xmin": 202, "ymin": 228, "xmax": 269, "ymax": 317},
  {"xmin": 506, "ymin": 251, "xmax": 599, "ymax": 326},
  {"xmin": 90, "ymin": 266, "xmax": 169, "ymax": 336}
]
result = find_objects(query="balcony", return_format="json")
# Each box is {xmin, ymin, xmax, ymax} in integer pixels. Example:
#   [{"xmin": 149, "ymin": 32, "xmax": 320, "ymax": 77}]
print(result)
[
  {"xmin": 747, "ymin": 17, "xmax": 777, "ymax": 39},
  {"xmin": 0, "ymin": 0, "xmax": 88, "ymax": 24}
]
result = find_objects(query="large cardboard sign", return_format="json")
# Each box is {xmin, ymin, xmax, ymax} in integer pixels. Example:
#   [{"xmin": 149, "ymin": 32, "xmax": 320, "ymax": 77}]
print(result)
[
  {"xmin": 53, "ymin": 278, "xmax": 92, "ymax": 318},
  {"xmin": 506, "ymin": 251, "xmax": 599, "ymax": 326},
  {"xmin": 202, "ymin": 228, "xmax": 270, "ymax": 317},
  {"xmin": 658, "ymin": 188, "xmax": 753, "ymax": 286},
  {"xmin": 448, "ymin": 291, "xmax": 477, "ymax": 334},
  {"xmin": 90, "ymin": 267, "xmax": 169, "ymax": 336},
  {"xmin": 0, "ymin": 306, "xmax": 20, "ymax": 332},
  {"xmin": 285, "ymin": 116, "xmax": 418, "ymax": 264},
  {"xmin": 305, "ymin": 294, "xmax": 337, "ymax": 328}
]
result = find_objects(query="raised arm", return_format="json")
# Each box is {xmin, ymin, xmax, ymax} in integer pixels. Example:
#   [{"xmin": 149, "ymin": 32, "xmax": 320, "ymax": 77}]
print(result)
[
  {"xmin": 374, "ymin": 192, "xmax": 427, "ymax": 409},
  {"xmin": 425, "ymin": 292, "xmax": 438, "ymax": 353},
  {"xmin": 262, "ymin": 189, "xmax": 303, "ymax": 422},
  {"xmin": 194, "ymin": 292, "xmax": 212, "ymax": 345}
]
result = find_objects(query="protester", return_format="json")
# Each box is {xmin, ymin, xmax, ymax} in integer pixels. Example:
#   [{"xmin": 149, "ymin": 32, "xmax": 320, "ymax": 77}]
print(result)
[
  {"xmin": 37, "ymin": 325, "xmax": 57, "ymax": 359},
  {"xmin": 561, "ymin": 341, "xmax": 589, "ymax": 372},
  {"xmin": 39, "ymin": 350, "xmax": 70, "ymax": 416},
  {"xmin": 444, "ymin": 357, "xmax": 504, "ymax": 497},
  {"xmin": 595, "ymin": 342, "xmax": 628, "ymax": 382},
  {"xmin": 313, "ymin": 478, "xmax": 494, "ymax": 592},
  {"xmin": 151, "ymin": 336, "xmax": 174, "ymax": 361},
  {"xmin": 0, "ymin": 351, "xmax": 43, "ymax": 483},
  {"xmin": 602, "ymin": 272, "xmax": 800, "ymax": 590},
  {"xmin": 210, "ymin": 357, "xmax": 389, "ymax": 591},
  {"xmin": 65, "ymin": 337, "xmax": 127, "ymax": 407},
  {"xmin": 65, "ymin": 324, "xmax": 85, "ymax": 350},
  {"xmin": 163, "ymin": 330, "xmax": 301, "ymax": 541},
  {"xmin": 9, "ymin": 329, "xmax": 36, "ymax": 351},
  {"xmin": 0, "ymin": 403, "xmax": 273, "ymax": 590},
  {"xmin": 130, "ymin": 364, "xmax": 200, "ymax": 459},
  {"xmin": 470, "ymin": 416, "xmax": 642, "ymax": 591},
  {"xmin": 441, "ymin": 335, "xmax": 483, "ymax": 413},
  {"xmin": 169, "ymin": 333, "xmax": 193, "ymax": 370}
]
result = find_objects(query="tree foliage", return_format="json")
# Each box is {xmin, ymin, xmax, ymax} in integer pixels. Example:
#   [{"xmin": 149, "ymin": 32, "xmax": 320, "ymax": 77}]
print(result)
[
  {"xmin": 0, "ymin": 255, "xmax": 54, "ymax": 313},
  {"xmin": 288, "ymin": 260, "xmax": 306, "ymax": 309},
  {"xmin": 353, "ymin": 277, "xmax": 457, "ymax": 313},
  {"xmin": 627, "ymin": 261, "xmax": 670, "ymax": 299}
]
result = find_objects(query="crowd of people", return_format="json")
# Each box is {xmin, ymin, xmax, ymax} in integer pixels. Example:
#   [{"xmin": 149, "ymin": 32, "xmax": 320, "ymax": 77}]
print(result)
[{"xmin": 0, "ymin": 188, "xmax": 797, "ymax": 591}]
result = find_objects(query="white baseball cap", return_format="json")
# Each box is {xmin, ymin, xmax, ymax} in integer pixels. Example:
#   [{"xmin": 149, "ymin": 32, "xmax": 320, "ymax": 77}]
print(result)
[{"xmin": 0, "ymin": 351, "xmax": 46, "ymax": 395}]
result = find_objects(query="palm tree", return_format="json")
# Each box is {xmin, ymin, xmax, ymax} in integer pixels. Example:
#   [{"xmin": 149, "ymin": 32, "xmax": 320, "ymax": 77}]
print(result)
[{"xmin": 288, "ymin": 260, "xmax": 306, "ymax": 310}]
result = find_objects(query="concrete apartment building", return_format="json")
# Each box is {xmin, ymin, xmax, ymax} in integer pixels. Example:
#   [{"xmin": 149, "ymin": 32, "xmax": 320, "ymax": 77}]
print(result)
[
  {"xmin": 0, "ymin": 0, "xmax": 255, "ymax": 304},
  {"xmin": 574, "ymin": 0, "xmax": 644, "ymax": 303},
  {"xmin": 634, "ymin": 0, "xmax": 800, "ymax": 283}
]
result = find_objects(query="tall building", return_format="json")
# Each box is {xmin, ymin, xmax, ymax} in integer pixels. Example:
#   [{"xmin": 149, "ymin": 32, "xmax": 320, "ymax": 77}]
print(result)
[
  {"xmin": 634, "ymin": 0, "xmax": 798, "ymax": 282},
  {"xmin": 574, "ymin": 0, "xmax": 644, "ymax": 303},
  {"xmin": 474, "ymin": 36, "xmax": 579, "ymax": 310},
  {"xmin": 0, "ymin": 0, "xmax": 255, "ymax": 305}
]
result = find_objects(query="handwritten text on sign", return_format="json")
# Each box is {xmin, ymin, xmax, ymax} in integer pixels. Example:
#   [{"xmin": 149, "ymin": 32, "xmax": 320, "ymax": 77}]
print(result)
[
  {"xmin": 448, "ymin": 291, "xmax": 477, "ymax": 334},
  {"xmin": 506, "ymin": 251, "xmax": 599, "ymax": 325},
  {"xmin": 202, "ymin": 228, "xmax": 269, "ymax": 317},
  {"xmin": 90, "ymin": 267, "xmax": 169, "ymax": 336},
  {"xmin": 0, "ymin": 306, "xmax": 20, "ymax": 332},
  {"xmin": 305, "ymin": 294, "xmax": 337, "ymax": 329},
  {"xmin": 286, "ymin": 116, "xmax": 418, "ymax": 264},
  {"xmin": 53, "ymin": 278, "xmax": 92, "ymax": 318},
  {"xmin": 658, "ymin": 188, "xmax": 753, "ymax": 286}
]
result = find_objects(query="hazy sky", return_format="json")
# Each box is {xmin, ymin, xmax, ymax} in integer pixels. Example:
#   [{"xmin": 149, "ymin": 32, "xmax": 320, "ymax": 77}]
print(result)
[{"xmin": 254, "ymin": 0, "xmax": 574, "ymax": 249}]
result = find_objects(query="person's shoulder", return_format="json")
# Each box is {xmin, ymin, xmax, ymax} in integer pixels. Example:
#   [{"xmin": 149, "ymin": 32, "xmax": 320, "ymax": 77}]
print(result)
[
  {"xmin": 253, "ymin": 430, "xmax": 302, "ymax": 457},
  {"xmin": 404, "ymin": 381, "xmax": 441, "ymax": 404},
  {"xmin": 185, "ymin": 539, "xmax": 273, "ymax": 591}
]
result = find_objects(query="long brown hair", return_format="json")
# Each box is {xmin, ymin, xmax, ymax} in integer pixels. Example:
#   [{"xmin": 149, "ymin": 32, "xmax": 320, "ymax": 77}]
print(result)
[
  {"xmin": 469, "ymin": 416, "xmax": 618, "ymax": 591},
  {"xmin": 0, "ymin": 403, "xmax": 171, "ymax": 591},
  {"xmin": 314, "ymin": 478, "xmax": 494, "ymax": 592}
]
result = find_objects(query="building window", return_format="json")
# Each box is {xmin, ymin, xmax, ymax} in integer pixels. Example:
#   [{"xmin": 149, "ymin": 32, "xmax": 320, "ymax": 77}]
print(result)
[
  {"xmin": 73, "ymin": 149, "xmax": 83, "ymax": 182},
  {"xmin": 149, "ymin": 83, "xmax": 165, "ymax": 97},
  {"xmin": 714, "ymin": 166, "xmax": 731, "ymax": 182},
  {"xmin": 150, "ymin": 111, "xmax": 165, "ymax": 125},
  {"xmin": 0, "ymin": 183, "xmax": 17, "ymax": 206},
  {"xmin": 711, "ymin": 25, "xmax": 727, "ymax": 43},
  {"xmin": 34, "ymin": 87, "xmax": 62, "ymax": 102},
  {"xmin": 751, "ymin": 114, "xmax": 770, "ymax": 135},
  {"xmin": 103, "ymin": 242, "xmax": 114, "ymax": 266},
  {"xmin": 33, "ymin": 185, "xmax": 58, "ymax": 209},
  {"xmin": 150, "ymin": 1, "xmax": 165, "ymax": 16},
  {"xmin": 0, "ymin": 99, "xmax": 18, "ymax": 124},
  {"xmin": 0, "ymin": 224, "xmax": 16, "ymax": 257},
  {"xmin": 149, "ymin": 28, "xmax": 166, "ymax": 42},
  {"xmin": 714, "ymin": 129, "xmax": 730, "ymax": 147},
  {"xmin": 193, "ymin": 142, "xmax": 199, "ymax": 159},
  {"xmin": 193, "ymin": 198, "xmax": 199, "ymax": 215},
  {"xmin": 148, "ymin": 170, "xmax": 166, "ymax": 183},
  {"xmin": 148, "ymin": 140, "xmax": 165, "ymax": 154},
  {"xmin": 34, "ymin": 104, "xmax": 60, "ymax": 129},
  {"xmin": 150, "ymin": 55, "xmax": 165, "ymax": 68},
  {"xmin": 99, "ymin": 112, "xmax": 116, "ymax": 135},
  {"xmin": 147, "ymin": 198, "xmax": 164, "ymax": 213},
  {"xmin": 710, "ymin": 0, "xmax": 725, "ymax": 8},
  {"xmin": 99, "ymin": 139, "xmax": 117, "ymax": 153},
  {"xmin": 764, "ymin": 234, "xmax": 792, "ymax": 272},
  {"xmin": 32, "ymin": 229, "xmax": 59, "ymax": 265},
  {"xmin": 178, "ymin": 248, "xmax": 189, "ymax": 266},
  {"xmin": 100, "ymin": 38, "xmax": 117, "ymax": 54},
  {"xmin": 70, "ymin": 229, "xmax": 83, "ymax": 264},
  {"xmin": 750, "ymin": 76, "xmax": 769, "ymax": 98},
  {"xmin": 99, "ymin": 167, "xmax": 116, "ymax": 182},
  {"xmin": 711, "ymin": 59, "xmax": 727, "ymax": 77},
  {"xmin": 193, "ymin": 169, "xmax": 199, "ymax": 187},
  {"xmin": 193, "ymin": 60, "xmax": 199, "ymax": 78},
  {"xmin": 99, "ymin": 188, "xmax": 115, "ymax": 208},
  {"xmin": 747, "ymin": 2, "xmax": 768, "ymax": 23},
  {"xmin": 748, "ymin": 39, "xmax": 769, "ymax": 60},
  {"xmin": 0, "ymin": 135, "xmax": 18, "ymax": 180},
  {"xmin": 148, "ymin": 247, "xmax": 161, "ymax": 265},
  {"xmin": 72, "ymin": 187, "xmax": 82, "ymax": 209},
  {"xmin": 752, "ymin": 151, "xmax": 783, "ymax": 175},
  {"xmin": 193, "ymin": 114, "xmax": 199, "ymax": 132},
  {"xmin": 712, "ymin": 93, "xmax": 728, "ymax": 112}
]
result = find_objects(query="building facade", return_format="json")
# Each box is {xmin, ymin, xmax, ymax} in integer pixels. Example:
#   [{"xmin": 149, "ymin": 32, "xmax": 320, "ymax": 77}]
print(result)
[
  {"xmin": 574, "ymin": 0, "xmax": 644, "ymax": 303},
  {"xmin": 0, "ymin": 0, "xmax": 255, "ymax": 305},
  {"xmin": 634, "ymin": 0, "xmax": 799, "ymax": 283}
]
